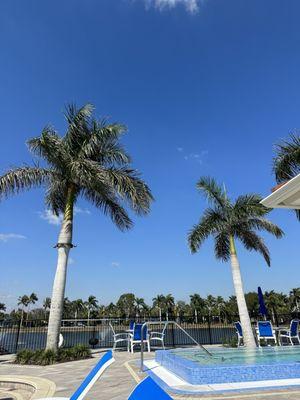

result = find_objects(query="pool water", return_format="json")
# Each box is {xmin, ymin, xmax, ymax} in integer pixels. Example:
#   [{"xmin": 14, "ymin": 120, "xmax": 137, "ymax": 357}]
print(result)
[
  {"xmin": 155, "ymin": 347, "xmax": 300, "ymax": 385},
  {"xmin": 173, "ymin": 346, "xmax": 300, "ymax": 366}
]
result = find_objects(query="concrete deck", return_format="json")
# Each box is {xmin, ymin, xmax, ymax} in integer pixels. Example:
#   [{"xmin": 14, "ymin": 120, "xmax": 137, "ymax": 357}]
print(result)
[{"xmin": 1, "ymin": 350, "xmax": 300, "ymax": 399}]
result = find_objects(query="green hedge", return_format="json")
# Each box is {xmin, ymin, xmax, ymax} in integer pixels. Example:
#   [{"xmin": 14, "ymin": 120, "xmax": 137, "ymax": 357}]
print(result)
[{"xmin": 15, "ymin": 344, "xmax": 91, "ymax": 365}]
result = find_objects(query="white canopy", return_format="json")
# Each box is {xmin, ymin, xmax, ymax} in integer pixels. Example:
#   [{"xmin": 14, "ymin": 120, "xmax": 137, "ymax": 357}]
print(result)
[{"xmin": 261, "ymin": 173, "xmax": 300, "ymax": 209}]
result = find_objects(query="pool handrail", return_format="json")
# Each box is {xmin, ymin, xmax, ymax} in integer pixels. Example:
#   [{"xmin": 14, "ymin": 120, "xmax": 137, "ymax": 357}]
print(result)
[{"xmin": 140, "ymin": 320, "xmax": 213, "ymax": 372}]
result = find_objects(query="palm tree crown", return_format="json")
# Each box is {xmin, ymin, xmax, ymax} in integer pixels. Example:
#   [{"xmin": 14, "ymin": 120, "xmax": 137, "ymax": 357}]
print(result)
[
  {"xmin": 0, "ymin": 103, "xmax": 153, "ymax": 229},
  {"xmin": 188, "ymin": 177, "xmax": 283, "ymax": 265},
  {"xmin": 273, "ymin": 134, "xmax": 300, "ymax": 183}
]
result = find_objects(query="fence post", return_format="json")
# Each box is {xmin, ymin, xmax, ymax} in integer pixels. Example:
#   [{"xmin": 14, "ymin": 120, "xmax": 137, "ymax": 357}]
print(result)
[
  {"xmin": 15, "ymin": 319, "xmax": 21, "ymax": 353},
  {"xmin": 207, "ymin": 316, "xmax": 212, "ymax": 345},
  {"xmin": 171, "ymin": 323, "xmax": 175, "ymax": 347}
]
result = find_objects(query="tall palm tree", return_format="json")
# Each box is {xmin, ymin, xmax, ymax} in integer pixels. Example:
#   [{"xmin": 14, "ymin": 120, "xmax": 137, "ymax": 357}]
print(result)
[
  {"xmin": 188, "ymin": 177, "xmax": 283, "ymax": 347},
  {"xmin": 273, "ymin": 134, "xmax": 300, "ymax": 219},
  {"xmin": 0, "ymin": 104, "xmax": 153, "ymax": 350},
  {"xmin": 84, "ymin": 295, "xmax": 98, "ymax": 324},
  {"xmin": 152, "ymin": 295, "xmax": 165, "ymax": 322},
  {"xmin": 0, "ymin": 303, "xmax": 6, "ymax": 313}
]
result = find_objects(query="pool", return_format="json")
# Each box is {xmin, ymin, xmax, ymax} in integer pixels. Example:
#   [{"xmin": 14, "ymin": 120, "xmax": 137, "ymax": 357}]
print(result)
[{"xmin": 155, "ymin": 346, "xmax": 300, "ymax": 385}]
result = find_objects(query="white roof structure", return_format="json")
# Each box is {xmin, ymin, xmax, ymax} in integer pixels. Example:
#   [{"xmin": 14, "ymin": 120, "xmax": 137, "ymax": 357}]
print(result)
[{"xmin": 261, "ymin": 173, "xmax": 300, "ymax": 209}]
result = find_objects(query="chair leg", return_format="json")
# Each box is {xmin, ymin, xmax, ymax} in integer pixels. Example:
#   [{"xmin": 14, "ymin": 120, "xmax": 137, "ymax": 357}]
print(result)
[
  {"xmin": 147, "ymin": 340, "xmax": 150, "ymax": 353},
  {"xmin": 290, "ymin": 337, "xmax": 294, "ymax": 346}
]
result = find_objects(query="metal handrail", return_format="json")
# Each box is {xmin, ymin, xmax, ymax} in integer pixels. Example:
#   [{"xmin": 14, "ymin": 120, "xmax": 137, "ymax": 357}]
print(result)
[{"xmin": 140, "ymin": 320, "xmax": 213, "ymax": 372}]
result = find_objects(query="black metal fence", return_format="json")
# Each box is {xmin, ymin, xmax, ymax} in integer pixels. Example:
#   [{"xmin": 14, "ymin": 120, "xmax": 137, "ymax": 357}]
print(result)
[{"xmin": 0, "ymin": 314, "xmax": 297, "ymax": 354}]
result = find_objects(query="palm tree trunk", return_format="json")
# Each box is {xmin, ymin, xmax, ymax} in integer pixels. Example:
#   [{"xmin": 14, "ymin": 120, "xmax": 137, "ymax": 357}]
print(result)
[
  {"xmin": 46, "ymin": 186, "xmax": 75, "ymax": 351},
  {"xmin": 230, "ymin": 236, "xmax": 256, "ymax": 348},
  {"xmin": 159, "ymin": 307, "xmax": 162, "ymax": 322}
]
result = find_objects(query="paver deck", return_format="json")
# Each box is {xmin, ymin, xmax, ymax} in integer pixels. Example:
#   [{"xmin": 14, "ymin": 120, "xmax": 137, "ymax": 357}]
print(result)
[{"xmin": 1, "ymin": 350, "xmax": 300, "ymax": 399}]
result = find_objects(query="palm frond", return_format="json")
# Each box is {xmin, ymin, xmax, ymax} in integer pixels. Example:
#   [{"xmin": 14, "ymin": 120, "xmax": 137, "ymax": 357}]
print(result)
[
  {"xmin": 188, "ymin": 208, "xmax": 224, "ymax": 253},
  {"xmin": 79, "ymin": 121, "xmax": 130, "ymax": 165},
  {"xmin": 247, "ymin": 217, "xmax": 284, "ymax": 238},
  {"xmin": 214, "ymin": 232, "xmax": 230, "ymax": 261},
  {"xmin": 273, "ymin": 134, "xmax": 300, "ymax": 182},
  {"xmin": 63, "ymin": 103, "xmax": 94, "ymax": 156},
  {"xmin": 196, "ymin": 176, "xmax": 228, "ymax": 208},
  {"xmin": 82, "ymin": 187, "xmax": 132, "ymax": 231},
  {"xmin": 233, "ymin": 194, "xmax": 268, "ymax": 218},
  {"xmin": 45, "ymin": 179, "xmax": 77, "ymax": 216},
  {"xmin": 237, "ymin": 230, "xmax": 271, "ymax": 266},
  {"xmin": 0, "ymin": 167, "xmax": 53, "ymax": 198},
  {"xmin": 99, "ymin": 167, "xmax": 153, "ymax": 215},
  {"xmin": 27, "ymin": 127, "xmax": 68, "ymax": 170}
]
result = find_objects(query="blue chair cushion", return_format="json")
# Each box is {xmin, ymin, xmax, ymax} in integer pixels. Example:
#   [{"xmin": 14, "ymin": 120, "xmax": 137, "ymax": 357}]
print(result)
[
  {"xmin": 133, "ymin": 324, "xmax": 148, "ymax": 341},
  {"xmin": 258, "ymin": 321, "xmax": 273, "ymax": 337}
]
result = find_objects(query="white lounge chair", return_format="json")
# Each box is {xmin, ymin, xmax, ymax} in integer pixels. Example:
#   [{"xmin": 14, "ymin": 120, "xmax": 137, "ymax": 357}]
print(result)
[
  {"xmin": 37, "ymin": 350, "xmax": 114, "ymax": 399},
  {"xmin": 278, "ymin": 319, "xmax": 300, "ymax": 345}
]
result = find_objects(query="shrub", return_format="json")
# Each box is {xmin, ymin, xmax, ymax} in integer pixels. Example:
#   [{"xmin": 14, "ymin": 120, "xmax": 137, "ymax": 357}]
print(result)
[
  {"xmin": 15, "ymin": 345, "xmax": 91, "ymax": 365},
  {"xmin": 222, "ymin": 335, "xmax": 238, "ymax": 348}
]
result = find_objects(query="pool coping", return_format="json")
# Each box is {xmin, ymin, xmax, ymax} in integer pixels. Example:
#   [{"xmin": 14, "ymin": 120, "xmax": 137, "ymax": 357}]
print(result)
[
  {"xmin": 143, "ymin": 360, "xmax": 300, "ymax": 395},
  {"xmin": 0, "ymin": 375, "xmax": 56, "ymax": 399}
]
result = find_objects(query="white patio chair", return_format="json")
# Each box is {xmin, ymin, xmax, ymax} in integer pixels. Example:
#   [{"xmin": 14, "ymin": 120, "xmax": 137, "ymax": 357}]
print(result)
[
  {"xmin": 278, "ymin": 319, "xmax": 300, "ymax": 345},
  {"xmin": 257, "ymin": 321, "xmax": 278, "ymax": 346},
  {"xmin": 149, "ymin": 323, "xmax": 167, "ymax": 349},
  {"xmin": 109, "ymin": 323, "xmax": 130, "ymax": 351},
  {"xmin": 234, "ymin": 321, "xmax": 243, "ymax": 347},
  {"xmin": 129, "ymin": 323, "xmax": 150, "ymax": 353}
]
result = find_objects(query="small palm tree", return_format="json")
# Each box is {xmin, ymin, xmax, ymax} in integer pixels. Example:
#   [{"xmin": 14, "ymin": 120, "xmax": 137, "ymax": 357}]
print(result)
[
  {"xmin": 85, "ymin": 295, "xmax": 98, "ymax": 324},
  {"xmin": 27, "ymin": 293, "xmax": 38, "ymax": 320},
  {"xmin": 164, "ymin": 294, "xmax": 175, "ymax": 321},
  {"xmin": 289, "ymin": 288, "xmax": 300, "ymax": 312},
  {"xmin": 273, "ymin": 134, "xmax": 300, "ymax": 219},
  {"xmin": 43, "ymin": 297, "xmax": 51, "ymax": 319},
  {"xmin": 18, "ymin": 295, "xmax": 30, "ymax": 323},
  {"xmin": 190, "ymin": 294, "xmax": 206, "ymax": 323},
  {"xmin": 0, "ymin": 104, "xmax": 153, "ymax": 350},
  {"xmin": 188, "ymin": 177, "xmax": 283, "ymax": 347},
  {"xmin": 134, "ymin": 297, "xmax": 147, "ymax": 318},
  {"xmin": 72, "ymin": 299, "xmax": 84, "ymax": 320},
  {"xmin": 152, "ymin": 295, "xmax": 165, "ymax": 322}
]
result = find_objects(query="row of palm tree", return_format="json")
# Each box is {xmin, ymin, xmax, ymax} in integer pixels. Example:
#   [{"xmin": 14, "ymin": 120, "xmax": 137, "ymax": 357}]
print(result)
[
  {"xmin": 6, "ymin": 288, "xmax": 300, "ymax": 322},
  {"xmin": 0, "ymin": 103, "xmax": 299, "ymax": 349}
]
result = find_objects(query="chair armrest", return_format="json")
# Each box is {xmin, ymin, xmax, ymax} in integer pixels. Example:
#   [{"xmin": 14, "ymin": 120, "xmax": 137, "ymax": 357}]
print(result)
[
  {"xmin": 150, "ymin": 332, "xmax": 164, "ymax": 337},
  {"xmin": 278, "ymin": 329, "xmax": 289, "ymax": 334},
  {"xmin": 114, "ymin": 333, "xmax": 129, "ymax": 339}
]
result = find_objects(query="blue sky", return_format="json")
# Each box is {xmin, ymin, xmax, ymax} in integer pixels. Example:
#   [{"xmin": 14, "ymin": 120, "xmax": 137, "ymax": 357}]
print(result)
[{"xmin": 1, "ymin": 0, "xmax": 300, "ymax": 310}]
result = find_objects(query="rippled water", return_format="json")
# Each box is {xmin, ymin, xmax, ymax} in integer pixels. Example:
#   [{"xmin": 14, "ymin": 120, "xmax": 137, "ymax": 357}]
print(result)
[{"xmin": 170, "ymin": 346, "xmax": 300, "ymax": 366}]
